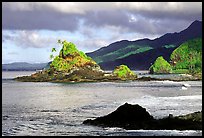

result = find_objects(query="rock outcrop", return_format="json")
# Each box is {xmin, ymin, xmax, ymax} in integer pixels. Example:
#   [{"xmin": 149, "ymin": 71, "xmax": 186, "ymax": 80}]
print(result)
[
  {"xmin": 149, "ymin": 56, "xmax": 172, "ymax": 74},
  {"xmin": 113, "ymin": 65, "xmax": 137, "ymax": 80},
  {"xmin": 14, "ymin": 41, "xmax": 137, "ymax": 82},
  {"xmin": 15, "ymin": 40, "xmax": 105, "ymax": 82},
  {"xmin": 83, "ymin": 103, "xmax": 202, "ymax": 130},
  {"xmin": 50, "ymin": 40, "xmax": 101, "ymax": 73}
]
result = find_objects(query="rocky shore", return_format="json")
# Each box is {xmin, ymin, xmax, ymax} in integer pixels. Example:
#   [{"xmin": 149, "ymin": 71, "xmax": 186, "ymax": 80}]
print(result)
[
  {"xmin": 14, "ymin": 40, "xmax": 201, "ymax": 82},
  {"xmin": 83, "ymin": 103, "xmax": 202, "ymax": 130}
]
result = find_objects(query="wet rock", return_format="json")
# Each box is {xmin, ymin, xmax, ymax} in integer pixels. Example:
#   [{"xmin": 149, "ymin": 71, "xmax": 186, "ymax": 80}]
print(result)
[
  {"xmin": 83, "ymin": 103, "xmax": 202, "ymax": 130},
  {"xmin": 83, "ymin": 103, "xmax": 155, "ymax": 129}
]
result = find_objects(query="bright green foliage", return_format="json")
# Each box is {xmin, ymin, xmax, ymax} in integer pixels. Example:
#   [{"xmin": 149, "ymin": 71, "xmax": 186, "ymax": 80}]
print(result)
[
  {"xmin": 170, "ymin": 38, "xmax": 202, "ymax": 74},
  {"xmin": 50, "ymin": 40, "xmax": 97, "ymax": 72},
  {"xmin": 59, "ymin": 41, "xmax": 78, "ymax": 56},
  {"xmin": 94, "ymin": 45, "xmax": 152, "ymax": 63},
  {"xmin": 52, "ymin": 48, "xmax": 56, "ymax": 52},
  {"xmin": 113, "ymin": 65, "xmax": 137, "ymax": 79},
  {"xmin": 50, "ymin": 56, "xmax": 71, "ymax": 71},
  {"xmin": 149, "ymin": 56, "xmax": 172, "ymax": 74},
  {"xmin": 171, "ymin": 69, "xmax": 189, "ymax": 74}
]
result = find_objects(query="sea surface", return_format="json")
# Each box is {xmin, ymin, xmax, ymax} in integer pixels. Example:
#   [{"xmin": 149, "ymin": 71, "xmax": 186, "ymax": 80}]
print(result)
[{"xmin": 2, "ymin": 71, "xmax": 202, "ymax": 136}]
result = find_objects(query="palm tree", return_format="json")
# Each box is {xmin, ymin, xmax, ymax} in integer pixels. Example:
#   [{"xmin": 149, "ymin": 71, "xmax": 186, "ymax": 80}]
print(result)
[
  {"xmin": 52, "ymin": 48, "xmax": 56, "ymax": 52},
  {"xmin": 57, "ymin": 39, "xmax": 61, "ymax": 44}
]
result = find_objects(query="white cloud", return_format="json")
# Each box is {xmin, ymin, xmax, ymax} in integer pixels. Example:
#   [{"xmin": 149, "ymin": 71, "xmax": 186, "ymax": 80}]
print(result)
[{"xmin": 3, "ymin": 30, "xmax": 59, "ymax": 48}]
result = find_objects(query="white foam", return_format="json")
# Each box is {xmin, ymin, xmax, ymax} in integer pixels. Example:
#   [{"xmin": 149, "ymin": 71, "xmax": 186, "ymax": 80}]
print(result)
[
  {"xmin": 183, "ymin": 83, "xmax": 191, "ymax": 87},
  {"xmin": 181, "ymin": 86, "xmax": 188, "ymax": 90}
]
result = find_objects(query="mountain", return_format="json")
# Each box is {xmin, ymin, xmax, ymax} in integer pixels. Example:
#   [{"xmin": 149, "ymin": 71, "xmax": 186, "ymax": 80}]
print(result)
[
  {"xmin": 99, "ymin": 47, "xmax": 176, "ymax": 70},
  {"xmin": 87, "ymin": 20, "xmax": 202, "ymax": 70},
  {"xmin": 2, "ymin": 62, "xmax": 48, "ymax": 71}
]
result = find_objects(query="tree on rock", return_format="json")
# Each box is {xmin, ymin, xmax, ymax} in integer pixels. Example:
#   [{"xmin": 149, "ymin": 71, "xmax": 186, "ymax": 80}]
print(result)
[
  {"xmin": 49, "ymin": 40, "xmax": 99, "ymax": 72},
  {"xmin": 149, "ymin": 56, "xmax": 172, "ymax": 74},
  {"xmin": 113, "ymin": 65, "xmax": 137, "ymax": 80}
]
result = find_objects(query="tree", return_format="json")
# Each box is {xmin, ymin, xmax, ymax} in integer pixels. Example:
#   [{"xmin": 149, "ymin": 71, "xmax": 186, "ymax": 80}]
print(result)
[
  {"xmin": 57, "ymin": 39, "xmax": 61, "ymax": 44},
  {"xmin": 52, "ymin": 48, "xmax": 56, "ymax": 52}
]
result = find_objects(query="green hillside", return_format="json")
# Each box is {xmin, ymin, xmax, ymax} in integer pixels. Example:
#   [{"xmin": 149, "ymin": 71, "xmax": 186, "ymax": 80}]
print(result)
[
  {"xmin": 93, "ymin": 45, "xmax": 153, "ymax": 63},
  {"xmin": 170, "ymin": 38, "xmax": 202, "ymax": 74}
]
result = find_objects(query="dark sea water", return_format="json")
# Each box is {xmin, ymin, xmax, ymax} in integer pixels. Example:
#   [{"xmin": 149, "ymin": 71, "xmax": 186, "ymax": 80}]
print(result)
[{"xmin": 2, "ymin": 71, "xmax": 202, "ymax": 136}]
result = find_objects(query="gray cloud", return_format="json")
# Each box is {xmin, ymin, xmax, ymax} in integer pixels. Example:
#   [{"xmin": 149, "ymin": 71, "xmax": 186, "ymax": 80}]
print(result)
[
  {"xmin": 3, "ymin": 2, "xmax": 202, "ymax": 34},
  {"xmin": 2, "ymin": 4, "xmax": 81, "ymax": 31},
  {"xmin": 2, "ymin": 2, "xmax": 202, "ymax": 53},
  {"xmin": 82, "ymin": 10, "xmax": 196, "ymax": 36}
]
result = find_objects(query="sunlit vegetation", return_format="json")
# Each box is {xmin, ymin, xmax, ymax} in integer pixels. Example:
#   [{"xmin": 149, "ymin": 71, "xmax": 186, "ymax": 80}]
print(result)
[
  {"xmin": 117, "ymin": 46, "xmax": 153, "ymax": 59},
  {"xmin": 149, "ymin": 56, "xmax": 172, "ymax": 74},
  {"xmin": 113, "ymin": 65, "xmax": 137, "ymax": 79},
  {"xmin": 94, "ymin": 45, "xmax": 153, "ymax": 63},
  {"xmin": 170, "ymin": 38, "xmax": 202, "ymax": 74},
  {"xmin": 149, "ymin": 38, "xmax": 202, "ymax": 76},
  {"xmin": 50, "ymin": 40, "xmax": 97, "ymax": 72}
]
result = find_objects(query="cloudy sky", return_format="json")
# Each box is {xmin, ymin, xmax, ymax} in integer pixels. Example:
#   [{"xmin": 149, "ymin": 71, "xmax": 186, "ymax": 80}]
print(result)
[{"xmin": 2, "ymin": 2, "xmax": 202, "ymax": 64}]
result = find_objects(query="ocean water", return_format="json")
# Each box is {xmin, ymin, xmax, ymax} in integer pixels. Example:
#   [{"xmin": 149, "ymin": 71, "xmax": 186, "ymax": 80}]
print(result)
[{"xmin": 2, "ymin": 71, "xmax": 202, "ymax": 136}]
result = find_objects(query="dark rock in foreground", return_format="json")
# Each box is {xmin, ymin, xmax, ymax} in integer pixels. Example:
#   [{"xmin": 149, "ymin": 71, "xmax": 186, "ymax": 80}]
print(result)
[{"xmin": 83, "ymin": 103, "xmax": 202, "ymax": 130}]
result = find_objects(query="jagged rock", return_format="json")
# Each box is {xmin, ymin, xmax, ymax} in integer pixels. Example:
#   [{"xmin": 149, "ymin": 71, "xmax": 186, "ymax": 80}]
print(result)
[
  {"xmin": 83, "ymin": 103, "xmax": 155, "ymax": 129},
  {"xmin": 83, "ymin": 103, "xmax": 202, "ymax": 130}
]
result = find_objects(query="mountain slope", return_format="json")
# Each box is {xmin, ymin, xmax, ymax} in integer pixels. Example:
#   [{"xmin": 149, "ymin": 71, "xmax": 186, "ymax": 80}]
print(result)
[
  {"xmin": 99, "ymin": 47, "xmax": 176, "ymax": 70},
  {"xmin": 170, "ymin": 37, "xmax": 202, "ymax": 74},
  {"xmin": 2, "ymin": 62, "xmax": 48, "ymax": 71},
  {"xmin": 87, "ymin": 20, "xmax": 202, "ymax": 70}
]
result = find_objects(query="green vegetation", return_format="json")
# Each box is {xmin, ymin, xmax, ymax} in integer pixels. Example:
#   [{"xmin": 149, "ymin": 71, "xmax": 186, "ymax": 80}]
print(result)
[
  {"xmin": 50, "ymin": 56, "xmax": 70, "ymax": 71},
  {"xmin": 93, "ymin": 45, "xmax": 153, "ymax": 63},
  {"xmin": 113, "ymin": 65, "xmax": 137, "ymax": 79},
  {"xmin": 117, "ymin": 46, "xmax": 153, "ymax": 59},
  {"xmin": 52, "ymin": 48, "xmax": 56, "ymax": 52},
  {"xmin": 50, "ymin": 40, "xmax": 97, "ymax": 72},
  {"xmin": 149, "ymin": 38, "xmax": 202, "ymax": 77},
  {"xmin": 170, "ymin": 38, "xmax": 202, "ymax": 74},
  {"xmin": 149, "ymin": 56, "xmax": 172, "ymax": 74},
  {"xmin": 171, "ymin": 69, "xmax": 189, "ymax": 74},
  {"xmin": 162, "ymin": 44, "xmax": 176, "ymax": 48}
]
